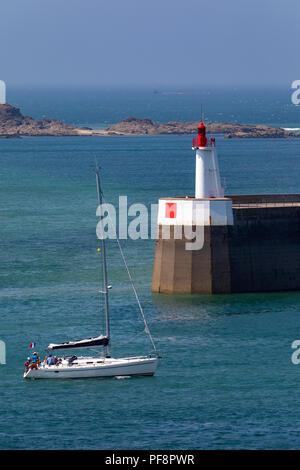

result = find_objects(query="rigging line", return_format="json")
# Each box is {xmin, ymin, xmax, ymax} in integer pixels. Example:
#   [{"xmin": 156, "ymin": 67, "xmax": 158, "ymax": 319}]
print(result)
[{"xmin": 101, "ymin": 195, "xmax": 158, "ymax": 356}]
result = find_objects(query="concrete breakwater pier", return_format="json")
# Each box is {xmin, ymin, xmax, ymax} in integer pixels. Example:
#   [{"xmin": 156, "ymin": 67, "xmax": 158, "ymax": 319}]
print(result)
[
  {"xmin": 152, "ymin": 194, "xmax": 300, "ymax": 294},
  {"xmin": 152, "ymin": 123, "xmax": 300, "ymax": 295}
]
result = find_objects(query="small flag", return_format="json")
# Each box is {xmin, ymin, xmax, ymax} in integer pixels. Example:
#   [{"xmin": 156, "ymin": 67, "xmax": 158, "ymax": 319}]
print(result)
[{"xmin": 30, "ymin": 342, "xmax": 36, "ymax": 349}]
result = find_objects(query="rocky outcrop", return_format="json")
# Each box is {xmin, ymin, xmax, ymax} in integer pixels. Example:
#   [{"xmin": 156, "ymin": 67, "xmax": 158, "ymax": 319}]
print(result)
[
  {"xmin": 0, "ymin": 104, "xmax": 297, "ymax": 139},
  {"xmin": 0, "ymin": 103, "xmax": 81, "ymax": 137},
  {"xmin": 106, "ymin": 117, "xmax": 290, "ymax": 138},
  {"xmin": 0, "ymin": 133, "xmax": 21, "ymax": 139},
  {"xmin": 105, "ymin": 116, "xmax": 159, "ymax": 135}
]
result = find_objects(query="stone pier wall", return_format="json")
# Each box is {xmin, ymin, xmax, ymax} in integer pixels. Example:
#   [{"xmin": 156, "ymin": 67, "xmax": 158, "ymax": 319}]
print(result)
[
  {"xmin": 228, "ymin": 205, "xmax": 300, "ymax": 293},
  {"xmin": 152, "ymin": 195, "xmax": 300, "ymax": 294}
]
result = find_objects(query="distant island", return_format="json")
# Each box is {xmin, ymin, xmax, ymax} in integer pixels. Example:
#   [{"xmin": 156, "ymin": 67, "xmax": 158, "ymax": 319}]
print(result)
[
  {"xmin": 0, "ymin": 103, "xmax": 86, "ymax": 138},
  {"xmin": 104, "ymin": 116, "xmax": 298, "ymax": 139},
  {"xmin": 0, "ymin": 103, "xmax": 299, "ymax": 139}
]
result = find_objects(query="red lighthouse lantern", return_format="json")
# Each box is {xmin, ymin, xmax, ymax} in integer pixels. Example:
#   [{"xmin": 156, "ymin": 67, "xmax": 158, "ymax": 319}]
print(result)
[{"xmin": 197, "ymin": 122, "xmax": 207, "ymax": 147}]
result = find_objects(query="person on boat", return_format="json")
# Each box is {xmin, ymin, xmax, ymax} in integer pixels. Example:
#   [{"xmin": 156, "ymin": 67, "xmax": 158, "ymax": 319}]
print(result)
[
  {"xmin": 24, "ymin": 358, "xmax": 30, "ymax": 373},
  {"xmin": 47, "ymin": 354, "xmax": 55, "ymax": 366},
  {"xmin": 30, "ymin": 352, "xmax": 41, "ymax": 369},
  {"xmin": 30, "ymin": 352, "xmax": 39, "ymax": 370}
]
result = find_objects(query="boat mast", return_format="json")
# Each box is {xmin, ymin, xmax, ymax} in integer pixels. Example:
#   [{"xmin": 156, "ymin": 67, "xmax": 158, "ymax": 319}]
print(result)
[{"xmin": 95, "ymin": 168, "xmax": 111, "ymax": 357}]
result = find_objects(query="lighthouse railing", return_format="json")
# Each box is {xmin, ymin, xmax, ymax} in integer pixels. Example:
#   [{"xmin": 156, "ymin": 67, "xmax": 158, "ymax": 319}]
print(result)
[{"xmin": 192, "ymin": 137, "xmax": 216, "ymax": 148}]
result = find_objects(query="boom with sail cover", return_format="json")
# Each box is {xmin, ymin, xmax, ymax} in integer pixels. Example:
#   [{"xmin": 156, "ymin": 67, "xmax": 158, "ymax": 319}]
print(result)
[{"xmin": 47, "ymin": 335, "xmax": 109, "ymax": 351}]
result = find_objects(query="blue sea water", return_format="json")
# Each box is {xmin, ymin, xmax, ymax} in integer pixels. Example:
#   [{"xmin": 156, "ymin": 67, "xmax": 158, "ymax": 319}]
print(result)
[{"xmin": 1, "ymin": 88, "xmax": 300, "ymax": 449}]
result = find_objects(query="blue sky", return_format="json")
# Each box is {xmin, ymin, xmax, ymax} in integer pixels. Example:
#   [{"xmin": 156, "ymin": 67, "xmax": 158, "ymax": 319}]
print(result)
[{"xmin": 0, "ymin": 0, "xmax": 299, "ymax": 87}]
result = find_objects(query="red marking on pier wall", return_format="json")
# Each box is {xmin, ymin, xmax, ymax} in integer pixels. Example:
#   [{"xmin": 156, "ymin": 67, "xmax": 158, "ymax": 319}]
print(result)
[{"xmin": 165, "ymin": 202, "xmax": 177, "ymax": 219}]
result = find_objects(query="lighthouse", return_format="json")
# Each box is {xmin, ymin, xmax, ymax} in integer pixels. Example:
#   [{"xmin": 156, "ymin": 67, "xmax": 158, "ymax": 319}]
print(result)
[
  {"xmin": 152, "ymin": 120, "xmax": 300, "ymax": 295},
  {"xmin": 152, "ymin": 121, "xmax": 233, "ymax": 294},
  {"xmin": 193, "ymin": 122, "xmax": 224, "ymax": 199}
]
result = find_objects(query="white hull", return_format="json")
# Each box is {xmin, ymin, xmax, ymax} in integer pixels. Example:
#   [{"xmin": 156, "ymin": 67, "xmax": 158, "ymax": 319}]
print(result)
[{"xmin": 24, "ymin": 355, "xmax": 158, "ymax": 379}]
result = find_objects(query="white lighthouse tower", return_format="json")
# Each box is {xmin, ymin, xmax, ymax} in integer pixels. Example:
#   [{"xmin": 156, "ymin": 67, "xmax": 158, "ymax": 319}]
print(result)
[
  {"xmin": 193, "ymin": 122, "xmax": 224, "ymax": 198},
  {"xmin": 152, "ymin": 120, "xmax": 234, "ymax": 294},
  {"xmin": 0, "ymin": 80, "xmax": 6, "ymax": 104}
]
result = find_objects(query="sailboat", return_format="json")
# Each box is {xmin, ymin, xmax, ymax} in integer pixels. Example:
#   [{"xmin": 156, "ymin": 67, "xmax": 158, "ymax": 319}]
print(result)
[{"xmin": 23, "ymin": 169, "xmax": 159, "ymax": 379}]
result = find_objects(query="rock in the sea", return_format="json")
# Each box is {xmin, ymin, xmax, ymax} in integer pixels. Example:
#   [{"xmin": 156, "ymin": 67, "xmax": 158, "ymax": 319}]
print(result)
[
  {"xmin": 106, "ymin": 117, "xmax": 290, "ymax": 138},
  {"xmin": 0, "ymin": 104, "xmax": 296, "ymax": 139},
  {"xmin": 107, "ymin": 116, "xmax": 158, "ymax": 134},
  {"xmin": 0, "ymin": 103, "xmax": 82, "ymax": 137},
  {"xmin": 0, "ymin": 132, "xmax": 21, "ymax": 139}
]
